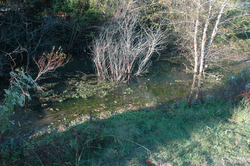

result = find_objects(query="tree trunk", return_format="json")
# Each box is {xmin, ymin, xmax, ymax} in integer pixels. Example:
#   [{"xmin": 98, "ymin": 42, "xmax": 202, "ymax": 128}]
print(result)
[
  {"xmin": 199, "ymin": 1, "xmax": 212, "ymax": 76},
  {"xmin": 193, "ymin": 0, "xmax": 200, "ymax": 74},
  {"xmin": 197, "ymin": 0, "xmax": 228, "ymax": 99},
  {"xmin": 202, "ymin": 0, "xmax": 228, "ymax": 75},
  {"xmin": 188, "ymin": 73, "xmax": 197, "ymax": 107}
]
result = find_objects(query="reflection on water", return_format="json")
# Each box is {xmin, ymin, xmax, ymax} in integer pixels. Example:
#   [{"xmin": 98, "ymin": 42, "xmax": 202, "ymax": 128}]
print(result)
[{"xmin": 9, "ymin": 56, "xmax": 193, "ymax": 136}]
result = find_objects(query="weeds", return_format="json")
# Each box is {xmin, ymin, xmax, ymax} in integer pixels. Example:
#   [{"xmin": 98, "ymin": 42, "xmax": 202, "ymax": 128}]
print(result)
[
  {"xmin": 0, "ymin": 47, "xmax": 70, "ymax": 142},
  {"xmin": 2, "ymin": 64, "xmax": 250, "ymax": 165},
  {"xmin": 1, "ymin": 97, "xmax": 250, "ymax": 165},
  {"xmin": 0, "ymin": 71, "xmax": 39, "ymax": 137}
]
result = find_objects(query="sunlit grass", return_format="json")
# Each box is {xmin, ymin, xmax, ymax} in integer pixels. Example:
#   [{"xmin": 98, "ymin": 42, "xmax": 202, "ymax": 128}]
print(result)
[{"xmin": 2, "ymin": 97, "xmax": 250, "ymax": 165}]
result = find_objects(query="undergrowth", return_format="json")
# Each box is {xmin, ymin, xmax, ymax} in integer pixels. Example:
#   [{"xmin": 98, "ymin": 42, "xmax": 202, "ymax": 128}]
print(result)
[{"xmin": 1, "ymin": 97, "xmax": 250, "ymax": 165}]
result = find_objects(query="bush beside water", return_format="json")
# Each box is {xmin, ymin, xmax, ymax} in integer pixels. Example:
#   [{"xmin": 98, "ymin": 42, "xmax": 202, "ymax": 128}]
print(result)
[{"xmin": 1, "ymin": 62, "xmax": 250, "ymax": 165}]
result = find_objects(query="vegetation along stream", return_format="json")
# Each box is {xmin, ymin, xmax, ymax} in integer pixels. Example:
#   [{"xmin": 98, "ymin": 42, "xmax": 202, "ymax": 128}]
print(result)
[
  {"xmin": 9, "ymin": 52, "xmax": 193, "ymax": 137},
  {"xmin": 1, "ymin": 0, "xmax": 250, "ymax": 165}
]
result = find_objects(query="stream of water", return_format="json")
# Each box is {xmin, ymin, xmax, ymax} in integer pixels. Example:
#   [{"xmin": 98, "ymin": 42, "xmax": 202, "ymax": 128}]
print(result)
[{"xmin": 8, "ymin": 53, "xmax": 193, "ymax": 137}]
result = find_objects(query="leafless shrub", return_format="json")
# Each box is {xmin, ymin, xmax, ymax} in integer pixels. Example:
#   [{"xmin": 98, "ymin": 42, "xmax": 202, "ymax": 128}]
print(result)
[
  {"xmin": 0, "ymin": 7, "xmax": 56, "ymax": 66},
  {"xmin": 0, "ymin": 6, "xmax": 85, "ymax": 73},
  {"xmin": 0, "ymin": 46, "xmax": 27, "ymax": 76},
  {"xmin": 33, "ymin": 46, "xmax": 70, "ymax": 82},
  {"xmin": 91, "ymin": 1, "xmax": 166, "ymax": 82}
]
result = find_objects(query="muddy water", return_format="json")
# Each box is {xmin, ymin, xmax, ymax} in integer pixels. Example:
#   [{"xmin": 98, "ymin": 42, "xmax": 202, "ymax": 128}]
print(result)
[{"xmin": 8, "ymin": 54, "xmax": 193, "ymax": 137}]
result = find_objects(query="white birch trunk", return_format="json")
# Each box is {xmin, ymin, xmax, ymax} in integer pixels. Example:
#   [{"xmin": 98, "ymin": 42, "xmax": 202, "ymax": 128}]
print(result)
[
  {"xmin": 193, "ymin": 0, "xmax": 200, "ymax": 74},
  {"xmin": 199, "ymin": 1, "xmax": 212, "ymax": 75},
  {"xmin": 202, "ymin": 0, "xmax": 228, "ymax": 74}
]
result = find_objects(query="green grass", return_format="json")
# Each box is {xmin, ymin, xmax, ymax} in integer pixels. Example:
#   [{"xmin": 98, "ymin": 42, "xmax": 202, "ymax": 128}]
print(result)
[{"xmin": 1, "ymin": 98, "xmax": 250, "ymax": 165}]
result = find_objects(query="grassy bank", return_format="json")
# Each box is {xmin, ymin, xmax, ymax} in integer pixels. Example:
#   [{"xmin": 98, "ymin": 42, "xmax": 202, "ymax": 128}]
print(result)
[{"xmin": 1, "ymin": 97, "xmax": 250, "ymax": 165}]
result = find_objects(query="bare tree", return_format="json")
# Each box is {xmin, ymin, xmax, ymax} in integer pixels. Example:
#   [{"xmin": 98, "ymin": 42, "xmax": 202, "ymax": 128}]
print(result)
[
  {"xmin": 0, "ymin": 7, "xmax": 58, "ymax": 67},
  {"xmin": 91, "ymin": 1, "xmax": 166, "ymax": 82},
  {"xmin": 0, "ymin": 5, "xmax": 85, "ymax": 73},
  {"xmin": 159, "ymin": 0, "xmax": 248, "ymax": 101}
]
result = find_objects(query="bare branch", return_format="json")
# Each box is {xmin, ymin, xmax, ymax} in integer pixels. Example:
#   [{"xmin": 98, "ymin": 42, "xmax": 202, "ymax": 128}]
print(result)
[
  {"xmin": 92, "ymin": 1, "xmax": 166, "ymax": 82},
  {"xmin": 33, "ymin": 46, "xmax": 71, "ymax": 82}
]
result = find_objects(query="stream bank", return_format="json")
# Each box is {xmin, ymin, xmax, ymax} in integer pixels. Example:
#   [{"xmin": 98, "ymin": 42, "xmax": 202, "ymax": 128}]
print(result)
[{"xmin": 2, "ymin": 52, "xmax": 193, "ymax": 140}]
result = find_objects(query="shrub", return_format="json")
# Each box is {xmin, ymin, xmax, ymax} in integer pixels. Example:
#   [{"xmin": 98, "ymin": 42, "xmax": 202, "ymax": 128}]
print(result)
[
  {"xmin": 0, "ymin": 47, "xmax": 70, "ymax": 137},
  {"xmin": 0, "ymin": 71, "xmax": 39, "ymax": 137},
  {"xmin": 92, "ymin": 1, "xmax": 165, "ymax": 82}
]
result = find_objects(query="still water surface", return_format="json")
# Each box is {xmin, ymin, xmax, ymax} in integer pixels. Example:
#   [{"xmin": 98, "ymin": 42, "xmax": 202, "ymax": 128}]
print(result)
[{"xmin": 11, "ymin": 55, "xmax": 193, "ymax": 135}]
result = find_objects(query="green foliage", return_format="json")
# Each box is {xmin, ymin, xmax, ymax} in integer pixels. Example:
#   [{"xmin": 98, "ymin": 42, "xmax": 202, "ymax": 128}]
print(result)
[
  {"xmin": 231, "ymin": 39, "xmax": 250, "ymax": 56},
  {"xmin": 3, "ymin": 98, "xmax": 250, "ymax": 165},
  {"xmin": 215, "ymin": 11, "xmax": 250, "ymax": 44},
  {"xmin": 0, "ymin": 71, "xmax": 39, "ymax": 135},
  {"xmin": 18, "ymin": 0, "xmax": 113, "ymax": 24},
  {"xmin": 52, "ymin": 0, "xmax": 90, "ymax": 18},
  {"xmin": 36, "ymin": 73, "xmax": 121, "ymax": 103}
]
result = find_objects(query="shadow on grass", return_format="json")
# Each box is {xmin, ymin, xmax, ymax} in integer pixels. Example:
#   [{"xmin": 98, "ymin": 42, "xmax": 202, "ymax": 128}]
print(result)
[
  {"xmin": 2, "ymin": 64, "xmax": 250, "ymax": 166},
  {"xmin": 2, "ymin": 97, "xmax": 250, "ymax": 166}
]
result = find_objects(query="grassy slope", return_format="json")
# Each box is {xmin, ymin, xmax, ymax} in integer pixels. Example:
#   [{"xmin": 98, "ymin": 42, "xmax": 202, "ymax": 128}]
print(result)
[{"xmin": 2, "ymin": 98, "xmax": 250, "ymax": 166}]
